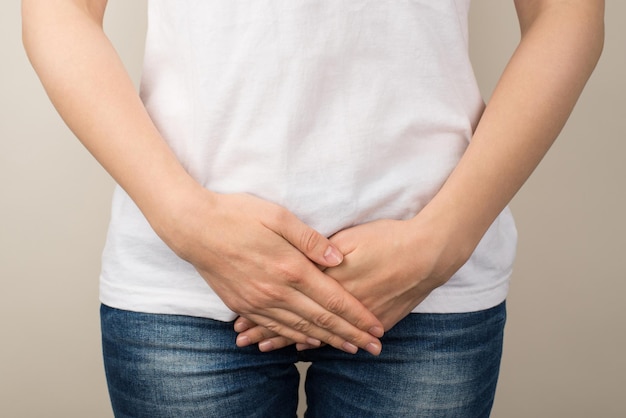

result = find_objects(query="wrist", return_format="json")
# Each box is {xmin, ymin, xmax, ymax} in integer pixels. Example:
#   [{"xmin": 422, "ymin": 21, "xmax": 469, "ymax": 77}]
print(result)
[
  {"xmin": 408, "ymin": 196, "xmax": 488, "ymax": 270},
  {"xmin": 143, "ymin": 178, "xmax": 218, "ymax": 259}
]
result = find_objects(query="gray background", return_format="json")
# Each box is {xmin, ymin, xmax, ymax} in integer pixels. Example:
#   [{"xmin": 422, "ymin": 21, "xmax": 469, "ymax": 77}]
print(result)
[{"xmin": 2, "ymin": 1, "xmax": 624, "ymax": 417}]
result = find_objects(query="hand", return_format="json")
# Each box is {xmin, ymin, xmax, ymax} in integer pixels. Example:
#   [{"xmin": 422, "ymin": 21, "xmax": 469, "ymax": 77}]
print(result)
[
  {"xmin": 324, "ymin": 218, "xmax": 456, "ymax": 330},
  {"xmin": 234, "ymin": 216, "xmax": 473, "ymax": 351},
  {"xmin": 163, "ymin": 191, "xmax": 384, "ymax": 355}
]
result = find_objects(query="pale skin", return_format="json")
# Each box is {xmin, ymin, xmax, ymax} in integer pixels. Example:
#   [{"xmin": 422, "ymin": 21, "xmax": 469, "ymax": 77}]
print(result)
[
  {"xmin": 22, "ymin": 0, "xmax": 384, "ymax": 356},
  {"xmin": 23, "ymin": 0, "xmax": 603, "ymax": 355},
  {"xmin": 233, "ymin": 0, "xmax": 606, "ymax": 351}
]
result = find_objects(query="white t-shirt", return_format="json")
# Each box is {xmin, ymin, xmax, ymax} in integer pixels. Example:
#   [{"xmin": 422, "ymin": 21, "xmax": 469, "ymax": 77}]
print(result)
[{"xmin": 100, "ymin": 0, "xmax": 517, "ymax": 321}]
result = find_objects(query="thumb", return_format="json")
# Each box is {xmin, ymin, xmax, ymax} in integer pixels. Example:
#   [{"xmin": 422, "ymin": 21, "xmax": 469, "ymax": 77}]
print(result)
[{"xmin": 274, "ymin": 213, "xmax": 344, "ymax": 268}]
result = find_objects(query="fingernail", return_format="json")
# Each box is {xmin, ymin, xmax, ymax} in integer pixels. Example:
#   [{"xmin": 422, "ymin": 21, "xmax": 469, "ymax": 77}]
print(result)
[
  {"xmin": 233, "ymin": 322, "xmax": 248, "ymax": 332},
  {"xmin": 369, "ymin": 326, "xmax": 384, "ymax": 338},
  {"xmin": 324, "ymin": 246, "xmax": 343, "ymax": 266},
  {"xmin": 306, "ymin": 337, "xmax": 321, "ymax": 347},
  {"xmin": 342, "ymin": 341, "xmax": 358, "ymax": 354},
  {"xmin": 236, "ymin": 335, "xmax": 250, "ymax": 347},
  {"xmin": 366, "ymin": 342, "xmax": 381, "ymax": 356},
  {"xmin": 296, "ymin": 343, "xmax": 315, "ymax": 351},
  {"xmin": 259, "ymin": 340, "xmax": 274, "ymax": 352}
]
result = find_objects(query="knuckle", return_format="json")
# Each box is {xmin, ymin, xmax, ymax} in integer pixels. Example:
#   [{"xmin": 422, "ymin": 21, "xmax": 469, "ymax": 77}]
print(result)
[
  {"xmin": 263, "ymin": 321, "xmax": 281, "ymax": 334},
  {"xmin": 292, "ymin": 318, "xmax": 313, "ymax": 334},
  {"xmin": 324, "ymin": 294, "xmax": 346, "ymax": 314},
  {"xmin": 242, "ymin": 296, "xmax": 264, "ymax": 312},
  {"xmin": 243, "ymin": 287, "xmax": 279, "ymax": 311},
  {"xmin": 275, "ymin": 262, "xmax": 304, "ymax": 287},
  {"xmin": 263, "ymin": 283, "xmax": 287, "ymax": 301},
  {"xmin": 270, "ymin": 206, "xmax": 291, "ymax": 228},
  {"xmin": 300, "ymin": 228, "xmax": 322, "ymax": 254},
  {"xmin": 257, "ymin": 286, "xmax": 287, "ymax": 308},
  {"xmin": 313, "ymin": 311, "xmax": 337, "ymax": 329}
]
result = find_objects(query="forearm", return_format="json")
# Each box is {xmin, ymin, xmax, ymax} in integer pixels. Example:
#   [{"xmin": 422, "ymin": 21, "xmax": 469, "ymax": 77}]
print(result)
[
  {"xmin": 232, "ymin": 1, "xmax": 605, "ymax": 350},
  {"xmin": 416, "ymin": 0, "xmax": 604, "ymax": 253},
  {"xmin": 22, "ymin": 0, "xmax": 202, "ymax": 241},
  {"xmin": 23, "ymin": 1, "xmax": 385, "ymax": 353}
]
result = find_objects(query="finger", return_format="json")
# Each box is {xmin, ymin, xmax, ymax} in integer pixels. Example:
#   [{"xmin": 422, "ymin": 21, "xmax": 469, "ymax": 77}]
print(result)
[
  {"xmin": 250, "ymin": 297, "xmax": 382, "ymax": 356},
  {"xmin": 243, "ymin": 311, "xmax": 327, "ymax": 349},
  {"xmin": 236, "ymin": 324, "xmax": 284, "ymax": 347},
  {"xmin": 237, "ymin": 326, "xmax": 320, "ymax": 352},
  {"xmin": 270, "ymin": 210, "xmax": 344, "ymax": 268},
  {"xmin": 295, "ymin": 267, "xmax": 386, "ymax": 340},
  {"xmin": 235, "ymin": 318, "xmax": 302, "ymax": 348},
  {"xmin": 228, "ymin": 257, "xmax": 382, "ymax": 353},
  {"xmin": 258, "ymin": 336, "xmax": 300, "ymax": 352},
  {"xmin": 233, "ymin": 316, "xmax": 255, "ymax": 333},
  {"xmin": 296, "ymin": 342, "xmax": 326, "ymax": 351}
]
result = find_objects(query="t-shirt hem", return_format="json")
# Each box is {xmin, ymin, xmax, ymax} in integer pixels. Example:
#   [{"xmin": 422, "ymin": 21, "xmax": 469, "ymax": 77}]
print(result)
[
  {"xmin": 100, "ymin": 281, "xmax": 238, "ymax": 323},
  {"xmin": 100, "ymin": 273, "xmax": 511, "ymax": 321}
]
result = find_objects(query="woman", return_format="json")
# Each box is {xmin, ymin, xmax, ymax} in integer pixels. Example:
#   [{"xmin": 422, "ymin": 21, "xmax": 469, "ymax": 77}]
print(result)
[{"xmin": 23, "ymin": 0, "xmax": 604, "ymax": 416}]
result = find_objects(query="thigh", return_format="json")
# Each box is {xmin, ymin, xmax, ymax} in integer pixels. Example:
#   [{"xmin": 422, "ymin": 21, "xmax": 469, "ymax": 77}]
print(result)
[
  {"xmin": 101, "ymin": 305, "xmax": 300, "ymax": 418},
  {"xmin": 301, "ymin": 302, "xmax": 506, "ymax": 418}
]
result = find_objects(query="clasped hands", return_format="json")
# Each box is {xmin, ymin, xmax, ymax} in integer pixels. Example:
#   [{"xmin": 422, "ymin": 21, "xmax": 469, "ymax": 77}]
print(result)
[
  {"xmin": 233, "ymin": 216, "xmax": 462, "ymax": 354},
  {"xmin": 166, "ymin": 192, "xmax": 467, "ymax": 357}
]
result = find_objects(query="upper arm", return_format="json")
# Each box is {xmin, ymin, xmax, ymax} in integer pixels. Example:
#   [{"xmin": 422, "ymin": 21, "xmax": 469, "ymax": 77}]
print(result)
[
  {"xmin": 514, "ymin": 0, "xmax": 605, "ymax": 36},
  {"xmin": 22, "ymin": 0, "xmax": 108, "ymax": 28},
  {"xmin": 22, "ymin": 0, "xmax": 109, "ymax": 55}
]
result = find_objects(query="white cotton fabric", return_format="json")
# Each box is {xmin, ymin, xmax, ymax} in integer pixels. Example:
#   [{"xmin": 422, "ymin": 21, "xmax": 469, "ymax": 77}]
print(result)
[{"xmin": 100, "ymin": 0, "xmax": 517, "ymax": 321}]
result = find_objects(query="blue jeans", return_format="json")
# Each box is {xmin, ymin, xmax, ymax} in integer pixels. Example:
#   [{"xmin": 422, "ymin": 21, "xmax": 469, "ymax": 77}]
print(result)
[{"xmin": 101, "ymin": 302, "xmax": 506, "ymax": 418}]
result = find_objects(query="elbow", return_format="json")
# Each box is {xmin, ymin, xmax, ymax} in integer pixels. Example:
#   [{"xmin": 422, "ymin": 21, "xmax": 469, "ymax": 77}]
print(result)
[
  {"xmin": 21, "ymin": 0, "xmax": 47, "ymax": 57},
  {"xmin": 517, "ymin": 0, "xmax": 605, "ymax": 68},
  {"xmin": 21, "ymin": 0, "xmax": 108, "ymax": 51},
  {"xmin": 581, "ymin": 2, "xmax": 605, "ymax": 72},
  {"xmin": 21, "ymin": 0, "xmax": 34, "ymax": 53},
  {"xmin": 591, "ymin": 9, "xmax": 605, "ymax": 66}
]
